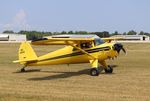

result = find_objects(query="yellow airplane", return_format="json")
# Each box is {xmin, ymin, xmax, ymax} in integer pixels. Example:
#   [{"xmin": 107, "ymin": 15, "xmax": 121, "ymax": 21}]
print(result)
[{"xmin": 13, "ymin": 35, "xmax": 126, "ymax": 76}]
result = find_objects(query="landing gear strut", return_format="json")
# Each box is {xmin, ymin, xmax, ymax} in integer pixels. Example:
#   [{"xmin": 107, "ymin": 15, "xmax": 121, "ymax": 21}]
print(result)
[
  {"xmin": 104, "ymin": 65, "xmax": 113, "ymax": 73},
  {"xmin": 21, "ymin": 68, "xmax": 26, "ymax": 72},
  {"xmin": 20, "ymin": 65, "xmax": 27, "ymax": 72},
  {"xmin": 90, "ymin": 68, "xmax": 100, "ymax": 76}
]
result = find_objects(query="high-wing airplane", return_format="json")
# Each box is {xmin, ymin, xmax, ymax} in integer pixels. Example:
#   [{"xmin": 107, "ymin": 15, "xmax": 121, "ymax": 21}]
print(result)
[{"xmin": 13, "ymin": 35, "xmax": 126, "ymax": 76}]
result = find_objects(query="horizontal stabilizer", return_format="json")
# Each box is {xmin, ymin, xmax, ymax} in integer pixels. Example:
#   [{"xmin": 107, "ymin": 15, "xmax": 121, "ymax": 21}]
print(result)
[{"xmin": 13, "ymin": 59, "xmax": 37, "ymax": 63}]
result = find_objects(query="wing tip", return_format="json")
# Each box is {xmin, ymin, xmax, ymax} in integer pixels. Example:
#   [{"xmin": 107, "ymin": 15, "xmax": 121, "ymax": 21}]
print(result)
[
  {"xmin": 13, "ymin": 60, "xmax": 19, "ymax": 63},
  {"xmin": 32, "ymin": 38, "xmax": 48, "ymax": 42}
]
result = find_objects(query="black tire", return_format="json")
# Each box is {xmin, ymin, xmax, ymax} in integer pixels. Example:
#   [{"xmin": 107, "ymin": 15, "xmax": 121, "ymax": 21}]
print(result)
[
  {"xmin": 98, "ymin": 66, "xmax": 104, "ymax": 73},
  {"xmin": 21, "ymin": 68, "xmax": 25, "ymax": 72},
  {"xmin": 90, "ymin": 68, "xmax": 100, "ymax": 76},
  {"xmin": 104, "ymin": 65, "xmax": 113, "ymax": 73}
]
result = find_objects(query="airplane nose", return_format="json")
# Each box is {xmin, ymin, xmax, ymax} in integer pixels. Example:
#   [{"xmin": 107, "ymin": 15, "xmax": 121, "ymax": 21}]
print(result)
[{"xmin": 113, "ymin": 43, "xmax": 126, "ymax": 54}]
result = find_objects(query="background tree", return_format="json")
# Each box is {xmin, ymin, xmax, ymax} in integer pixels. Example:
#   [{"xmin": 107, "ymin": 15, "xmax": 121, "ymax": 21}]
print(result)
[
  {"xmin": 61, "ymin": 31, "xmax": 67, "ymax": 34},
  {"xmin": 3, "ymin": 29, "xmax": 150, "ymax": 40},
  {"xmin": 127, "ymin": 30, "xmax": 137, "ymax": 35},
  {"xmin": 139, "ymin": 31, "xmax": 144, "ymax": 35},
  {"xmin": 123, "ymin": 32, "xmax": 127, "ymax": 35},
  {"xmin": 139, "ymin": 31, "xmax": 150, "ymax": 36},
  {"xmin": 3, "ymin": 30, "xmax": 14, "ymax": 34},
  {"xmin": 111, "ymin": 31, "xmax": 120, "ymax": 36},
  {"xmin": 92, "ymin": 31, "xmax": 110, "ymax": 38},
  {"xmin": 68, "ymin": 31, "xmax": 74, "ymax": 34}
]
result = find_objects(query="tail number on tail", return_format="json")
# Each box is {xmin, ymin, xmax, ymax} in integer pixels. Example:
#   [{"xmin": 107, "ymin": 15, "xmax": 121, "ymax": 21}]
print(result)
[{"xmin": 20, "ymin": 49, "xmax": 25, "ymax": 54}]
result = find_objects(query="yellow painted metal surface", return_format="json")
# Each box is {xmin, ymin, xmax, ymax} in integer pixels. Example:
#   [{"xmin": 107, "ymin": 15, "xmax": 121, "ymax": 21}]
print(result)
[
  {"xmin": 13, "ymin": 42, "xmax": 38, "ymax": 64},
  {"xmin": 13, "ymin": 37, "xmax": 120, "ymax": 69}
]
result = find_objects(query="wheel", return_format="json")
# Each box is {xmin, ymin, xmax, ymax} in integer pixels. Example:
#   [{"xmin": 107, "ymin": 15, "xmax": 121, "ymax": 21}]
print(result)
[
  {"xmin": 21, "ymin": 68, "xmax": 25, "ymax": 72},
  {"xmin": 104, "ymin": 65, "xmax": 113, "ymax": 73},
  {"xmin": 90, "ymin": 68, "xmax": 100, "ymax": 76},
  {"xmin": 98, "ymin": 66, "xmax": 104, "ymax": 73}
]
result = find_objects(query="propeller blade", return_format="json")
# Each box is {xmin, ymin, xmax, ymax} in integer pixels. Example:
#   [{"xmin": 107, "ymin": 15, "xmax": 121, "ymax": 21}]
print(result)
[
  {"xmin": 121, "ymin": 47, "xmax": 127, "ymax": 54},
  {"xmin": 113, "ymin": 43, "xmax": 122, "ymax": 53},
  {"xmin": 113, "ymin": 43, "xmax": 126, "ymax": 54}
]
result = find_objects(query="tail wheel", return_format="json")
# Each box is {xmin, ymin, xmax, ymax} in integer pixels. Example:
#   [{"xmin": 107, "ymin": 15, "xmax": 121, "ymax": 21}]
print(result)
[
  {"xmin": 104, "ymin": 65, "xmax": 113, "ymax": 73},
  {"xmin": 21, "ymin": 68, "xmax": 25, "ymax": 72},
  {"xmin": 20, "ymin": 65, "xmax": 27, "ymax": 72},
  {"xmin": 90, "ymin": 68, "xmax": 100, "ymax": 76}
]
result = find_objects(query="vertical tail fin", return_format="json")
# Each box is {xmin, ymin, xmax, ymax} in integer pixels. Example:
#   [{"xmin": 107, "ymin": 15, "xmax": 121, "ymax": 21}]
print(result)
[{"xmin": 13, "ymin": 42, "xmax": 38, "ymax": 64}]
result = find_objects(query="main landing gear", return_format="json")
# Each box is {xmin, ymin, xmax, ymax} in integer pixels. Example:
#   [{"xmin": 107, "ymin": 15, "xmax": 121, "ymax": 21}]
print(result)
[
  {"xmin": 104, "ymin": 65, "xmax": 113, "ymax": 73},
  {"xmin": 90, "ymin": 65, "xmax": 113, "ymax": 76},
  {"xmin": 90, "ymin": 68, "xmax": 100, "ymax": 76},
  {"xmin": 20, "ymin": 65, "xmax": 27, "ymax": 72}
]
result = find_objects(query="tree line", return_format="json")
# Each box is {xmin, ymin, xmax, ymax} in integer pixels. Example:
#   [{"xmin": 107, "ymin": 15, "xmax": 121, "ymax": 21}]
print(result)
[{"xmin": 2, "ymin": 30, "xmax": 150, "ymax": 40}]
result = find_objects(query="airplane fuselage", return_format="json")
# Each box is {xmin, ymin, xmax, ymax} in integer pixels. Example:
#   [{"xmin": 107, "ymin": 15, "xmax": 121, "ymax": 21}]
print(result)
[{"xmin": 29, "ymin": 42, "xmax": 118, "ymax": 66}]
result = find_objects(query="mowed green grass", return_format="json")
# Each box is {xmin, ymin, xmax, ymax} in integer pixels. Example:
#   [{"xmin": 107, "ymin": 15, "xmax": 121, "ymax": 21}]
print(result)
[{"xmin": 0, "ymin": 43, "xmax": 150, "ymax": 101}]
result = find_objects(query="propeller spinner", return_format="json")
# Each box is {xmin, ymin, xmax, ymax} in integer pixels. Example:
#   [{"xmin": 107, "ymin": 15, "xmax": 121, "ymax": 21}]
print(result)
[{"xmin": 113, "ymin": 43, "xmax": 126, "ymax": 54}]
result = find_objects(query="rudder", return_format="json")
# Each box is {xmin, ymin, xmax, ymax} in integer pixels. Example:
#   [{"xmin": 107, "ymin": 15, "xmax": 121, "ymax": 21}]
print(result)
[{"xmin": 13, "ymin": 42, "xmax": 38, "ymax": 64}]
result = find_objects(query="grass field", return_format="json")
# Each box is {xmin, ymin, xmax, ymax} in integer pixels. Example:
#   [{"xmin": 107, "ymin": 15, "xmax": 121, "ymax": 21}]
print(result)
[{"xmin": 0, "ymin": 43, "xmax": 150, "ymax": 101}]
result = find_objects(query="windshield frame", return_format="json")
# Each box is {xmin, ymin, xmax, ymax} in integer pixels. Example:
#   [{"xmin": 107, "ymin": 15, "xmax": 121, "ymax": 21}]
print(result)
[{"xmin": 94, "ymin": 38, "xmax": 105, "ymax": 46}]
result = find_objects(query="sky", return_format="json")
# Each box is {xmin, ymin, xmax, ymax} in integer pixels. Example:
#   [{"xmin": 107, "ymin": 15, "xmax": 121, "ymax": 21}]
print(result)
[{"xmin": 0, "ymin": 0, "xmax": 150, "ymax": 33}]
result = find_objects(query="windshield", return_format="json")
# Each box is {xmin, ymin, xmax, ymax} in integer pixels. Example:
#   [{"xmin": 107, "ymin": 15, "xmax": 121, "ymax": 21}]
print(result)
[{"xmin": 94, "ymin": 38, "xmax": 104, "ymax": 46}]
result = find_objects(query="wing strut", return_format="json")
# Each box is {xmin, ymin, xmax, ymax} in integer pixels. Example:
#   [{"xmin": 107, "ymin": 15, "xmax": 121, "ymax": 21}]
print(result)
[{"xmin": 66, "ymin": 41, "xmax": 96, "ymax": 60}]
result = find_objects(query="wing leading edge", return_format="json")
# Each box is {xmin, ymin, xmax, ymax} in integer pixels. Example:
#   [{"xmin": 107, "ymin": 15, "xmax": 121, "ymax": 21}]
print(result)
[{"xmin": 31, "ymin": 37, "xmax": 94, "ymax": 45}]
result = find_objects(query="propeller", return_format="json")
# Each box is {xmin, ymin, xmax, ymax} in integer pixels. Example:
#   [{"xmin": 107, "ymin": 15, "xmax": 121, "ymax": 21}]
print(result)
[
  {"xmin": 121, "ymin": 47, "xmax": 126, "ymax": 54},
  {"xmin": 113, "ymin": 43, "xmax": 126, "ymax": 54}
]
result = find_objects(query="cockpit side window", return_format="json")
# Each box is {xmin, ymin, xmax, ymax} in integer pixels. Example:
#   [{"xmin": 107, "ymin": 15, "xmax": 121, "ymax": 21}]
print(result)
[
  {"xmin": 72, "ymin": 42, "xmax": 92, "ymax": 51},
  {"xmin": 94, "ymin": 38, "xmax": 104, "ymax": 46},
  {"xmin": 80, "ymin": 42, "xmax": 92, "ymax": 49}
]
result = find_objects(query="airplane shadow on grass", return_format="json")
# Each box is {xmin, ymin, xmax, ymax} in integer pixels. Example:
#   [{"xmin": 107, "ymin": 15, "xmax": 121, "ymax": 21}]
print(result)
[
  {"xmin": 28, "ymin": 65, "xmax": 117, "ymax": 81},
  {"xmin": 14, "ymin": 69, "xmax": 41, "ymax": 73}
]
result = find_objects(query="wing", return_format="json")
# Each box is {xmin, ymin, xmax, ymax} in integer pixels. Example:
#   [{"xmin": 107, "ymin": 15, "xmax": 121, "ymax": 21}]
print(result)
[
  {"xmin": 102, "ymin": 37, "xmax": 124, "ymax": 42},
  {"xmin": 31, "ymin": 37, "xmax": 96, "ymax": 60},
  {"xmin": 31, "ymin": 37, "xmax": 94, "ymax": 45}
]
